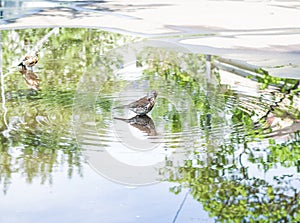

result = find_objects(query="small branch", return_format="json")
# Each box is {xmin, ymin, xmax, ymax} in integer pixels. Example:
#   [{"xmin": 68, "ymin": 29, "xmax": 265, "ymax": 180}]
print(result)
[
  {"xmin": 260, "ymin": 80, "xmax": 300, "ymax": 120},
  {"xmin": 31, "ymin": 27, "xmax": 60, "ymax": 53},
  {"xmin": 172, "ymin": 188, "xmax": 191, "ymax": 223}
]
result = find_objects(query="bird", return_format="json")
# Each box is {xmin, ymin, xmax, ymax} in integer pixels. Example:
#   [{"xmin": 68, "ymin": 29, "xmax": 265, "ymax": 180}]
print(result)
[
  {"xmin": 114, "ymin": 115, "xmax": 157, "ymax": 136},
  {"xmin": 18, "ymin": 51, "xmax": 39, "ymax": 70},
  {"xmin": 114, "ymin": 90, "xmax": 158, "ymax": 115},
  {"xmin": 19, "ymin": 67, "xmax": 39, "ymax": 91}
]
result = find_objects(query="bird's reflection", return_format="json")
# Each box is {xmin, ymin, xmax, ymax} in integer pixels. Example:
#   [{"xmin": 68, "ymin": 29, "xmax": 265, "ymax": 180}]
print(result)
[
  {"xmin": 19, "ymin": 68, "xmax": 39, "ymax": 91},
  {"xmin": 114, "ymin": 115, "xmax": 157, "ymax": 136}
]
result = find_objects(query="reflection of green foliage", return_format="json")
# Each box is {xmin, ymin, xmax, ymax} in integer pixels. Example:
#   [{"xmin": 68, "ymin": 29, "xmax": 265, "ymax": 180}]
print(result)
[
  {"xmin": 140, "ymin": 49, "xmax": 207, "ymax": 84},
  {"xmin": 167, "ymin": 155, "xmax": 300, "ymax": 222},
  {"xmin": 254, "ymin": 68, "xmax": 299, "ymax": 92},
  {"xmin": 3, "ymin": 27, "xmax": 300, "ymax": 222},
  {"xmin": 139, "ymin": 48, "xmax": 224, "ymax": 134},
  {"xmin": 250, "ymin": 134, "xmax": 300, "ymax": 170},
  {"xmin": 148, "ymin": 50, "xmax": 300, "ymax": 221},
  {"xmin": 0, "ymin": 28, "xmax": 135, "ymax": 194},
  {"xmin": 56, "ymin": 37, "xmax": 300, "ymax": 222}
]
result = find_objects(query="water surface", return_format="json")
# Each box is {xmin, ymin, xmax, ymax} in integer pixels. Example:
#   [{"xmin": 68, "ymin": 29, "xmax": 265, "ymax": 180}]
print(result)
[{"xmin": 1, "ymin": 28, "xmax": 300, "ymax": 222}]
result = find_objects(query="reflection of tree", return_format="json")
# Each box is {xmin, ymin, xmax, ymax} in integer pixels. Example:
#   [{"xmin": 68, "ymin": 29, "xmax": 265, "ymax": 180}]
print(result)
[
  {"xmin": 139, "ymin": 49, "xmax": 300, "ymax": 222},
  {"xmin": 139, "ymin": 48, "xmax": 228, "ymax": 138},
  {"xmin": 0, "ymin": 28, "xmax": 134, "ymax": 194},
  {"xmin": 164, "ymin": 128, "xmax": 300, "ymax": 222},
  {"xmin": 167, "ymin": 162, "xmax": 300, "ymax": 222}
]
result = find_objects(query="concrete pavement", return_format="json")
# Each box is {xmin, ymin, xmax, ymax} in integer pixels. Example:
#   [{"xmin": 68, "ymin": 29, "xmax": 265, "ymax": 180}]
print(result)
[{"xmin": 1, "ymin": 0, "xmax": 299, "ymax": 77}]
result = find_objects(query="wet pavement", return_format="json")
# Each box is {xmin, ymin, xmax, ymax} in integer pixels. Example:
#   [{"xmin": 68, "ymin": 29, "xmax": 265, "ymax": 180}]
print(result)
[{"xmin": 1, "ymin": 0, "xmax": 299, "ymax": 77}]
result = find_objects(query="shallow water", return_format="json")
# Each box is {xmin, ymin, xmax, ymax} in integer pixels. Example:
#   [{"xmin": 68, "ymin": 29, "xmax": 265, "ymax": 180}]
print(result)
[{"xmin": 1, "ymin": 28, "xmax": 300, "ymax": 222}]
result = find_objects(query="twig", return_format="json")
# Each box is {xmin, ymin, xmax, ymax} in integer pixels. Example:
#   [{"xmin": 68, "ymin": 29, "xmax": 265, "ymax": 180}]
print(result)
[
  {"xmin": 32, "ymin": 27, "xmax": 60, "ymax": 53},
  {"xmin": 172, "ymin": 188, "xmax": 191, "ymax": 223},
  {"xmin": 260, "ymin": 80, "xmax": 300, "ymax": 120}
]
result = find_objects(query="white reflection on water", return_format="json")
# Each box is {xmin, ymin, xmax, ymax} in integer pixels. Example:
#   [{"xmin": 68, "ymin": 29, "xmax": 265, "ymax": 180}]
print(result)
[{"xmin": 0, "ymin": 162, "xmax": 211, "ymax": 223}]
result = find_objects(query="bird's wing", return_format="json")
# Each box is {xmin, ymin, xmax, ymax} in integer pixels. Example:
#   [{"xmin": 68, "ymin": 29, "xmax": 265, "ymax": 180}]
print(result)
[{"xmin": 128, "ymin": 97, "xmax": 148, "ymax": 108}]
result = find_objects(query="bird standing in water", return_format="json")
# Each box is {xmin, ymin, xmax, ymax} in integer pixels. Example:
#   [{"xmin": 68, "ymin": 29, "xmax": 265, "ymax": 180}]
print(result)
[
  {"xmin": 18, "ymin": 51, "xmax": 39, "ymax": 70},
  {"xmin": 114, "ymin": 90, "xmax": 158, "ymax": 115}
]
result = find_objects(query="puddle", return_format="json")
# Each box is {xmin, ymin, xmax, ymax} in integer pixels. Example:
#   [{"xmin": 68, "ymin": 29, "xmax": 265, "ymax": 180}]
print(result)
[{"xmin": 1, "ymin": 28, "xmax": 300, "ymax": 222}]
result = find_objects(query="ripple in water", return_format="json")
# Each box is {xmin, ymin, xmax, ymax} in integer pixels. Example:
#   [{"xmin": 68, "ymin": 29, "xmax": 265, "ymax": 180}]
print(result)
[{"xmin": 71, "ymin": 40, "xmax": 300, "ymax": 187}]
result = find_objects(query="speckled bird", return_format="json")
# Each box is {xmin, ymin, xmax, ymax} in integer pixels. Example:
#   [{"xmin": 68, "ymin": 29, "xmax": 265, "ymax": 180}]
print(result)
[
  {"xmin": 18, "ymin": 51, "xmax": 39, "ymax": 70},
  {"xmin": 114, "ymin": 90, "xmax": 158, "ymax": 115}
]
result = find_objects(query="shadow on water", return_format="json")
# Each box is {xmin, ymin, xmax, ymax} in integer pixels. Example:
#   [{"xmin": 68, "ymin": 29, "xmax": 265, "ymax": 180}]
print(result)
[{"xmin": 0, "ymin": 28, "xmax": 300, "ymax": 222}]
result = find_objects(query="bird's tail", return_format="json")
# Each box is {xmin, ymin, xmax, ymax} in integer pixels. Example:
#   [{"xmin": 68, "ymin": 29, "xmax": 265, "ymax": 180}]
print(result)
[
  {"xmin": 113, "ymin": 105, "xmax": 128, "ymax": 110},
  {"xmin": 113, "ymin": 117, "xmax": 130, "ymax": 123}
]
